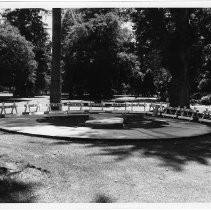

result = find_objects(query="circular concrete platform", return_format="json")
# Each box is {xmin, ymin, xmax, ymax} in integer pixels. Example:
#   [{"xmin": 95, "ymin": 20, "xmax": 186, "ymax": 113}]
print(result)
[
  {"xmin": 85, "ymin": 117, "xmax": 124, "ymax": 129},
  {"xmin": 0, "ymin": 113, "xmax": 210, "ymax": 140}
]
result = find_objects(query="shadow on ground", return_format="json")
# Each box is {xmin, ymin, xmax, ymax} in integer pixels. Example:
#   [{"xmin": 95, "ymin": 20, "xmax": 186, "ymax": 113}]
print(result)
[
  {"xmin": 36, "ymin": 115, "xmax": 87, "ymax": 127},
  {"xmin": 51, "ymin": 133, "xmax": 211, "ymax": 172},
  {"xmin": 36, "ymin": 113, "xmax": 121, "ymax": 127},
  {"xmin": 92, "ymin": 194, "xmax": 115, "ymax": 203},
  {"xmin": 124, "ymin": 119, "xmax": 169, "ymax": 129},
  {"xmin": 36, "ymin": 114, "xmax": 169, "ymax": 129},
  {"xmin": 0, "ymin": 178, "xmax": 36, "ymax": 203}
]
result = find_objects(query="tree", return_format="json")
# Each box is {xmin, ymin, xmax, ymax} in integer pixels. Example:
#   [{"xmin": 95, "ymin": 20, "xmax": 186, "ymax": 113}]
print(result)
[
  {"xmin": 34, "ymin": 48, "xmax": 51, "ymax": 94},
  {"xmin": 142, "ymin": 69, "xmax": 156, "ymax": 97},
  {"xmin": 116, "ymin": 52, "xmax": 141, "ymax": 96},
  {"xmin": 0, "ymin": 23, "xmax": 37, "ymax": 96},
  {"xmin": 154, "ymin": 68, "xmax": 171, "ymax": 101},
  {"xmin": 4, "ymin": 9, "xmax": 51, "ymax": 95},
  {"xmin": 159, "ymin": 9, "xmax": 190, "ymax": 107},
  {"xmin": 198, "ymin": 70, "xmax": 211, "ymax": 94},
  {"xmin": 50, "ymin": 8, "xmax": 62, "ymax": 108},
  {"xmin": 62, "ymin": 9, "xmax": 138, "ymax": 100},
  {"xmin": 133, "ymin": 8, "xmax": 211, "ymax": 107}
]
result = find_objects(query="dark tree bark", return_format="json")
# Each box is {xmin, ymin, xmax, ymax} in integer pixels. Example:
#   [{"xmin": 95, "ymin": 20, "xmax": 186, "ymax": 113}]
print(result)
[
  {"xmin": 50, "ymin": 8, "xmax": 62, "ymax": 109},
  {"xmin": 168, "ymin": 9, "xmax": 190, "ymax": 108}
]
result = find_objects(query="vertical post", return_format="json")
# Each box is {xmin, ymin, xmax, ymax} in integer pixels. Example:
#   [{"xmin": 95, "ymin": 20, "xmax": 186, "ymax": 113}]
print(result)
[
  {"xmin": 24, "ymin": 102, "xmax": 29, "ymax": 113},
  {"xmin": 50, "ymin": 8, "xmax": 62, "ymax": 110},
  {"xmin": 160, "ymin": 102, "xmax": 163, "ymax": 111},
  {"xmin": 47, "ymin": 103, "xmax": 51, "ymax": 112},
  {"xmin": 89, "ymin": 101, "xmax": 92, "ymax": 110},
  {"xmin": 1, "ymin": 103, "xmax": 5, "ymax": 115},
  {"xmin": 35, "ymin": 102, "xmax": 38, "ymax": 112},
  {"xmin": 12, "ymin": 102, "xmax": 18, "ymax": 114},
  {"xmin": 101, "ymin": 100, "xmax": 103, "ymax": 111},
  {"xmin": 38, "ymin": 103, "xmax": 41, "ymax": 112},
  {"xmin": 0, "ymin": 104, "xmax": 2, "ymax": 115},
  {"xmin": 67, "ymin": 101, "xmax": 70, "ymax": 113},
  {"xmin": 80, "ymin": 100, "xmax": 83, "ymax": 111}
]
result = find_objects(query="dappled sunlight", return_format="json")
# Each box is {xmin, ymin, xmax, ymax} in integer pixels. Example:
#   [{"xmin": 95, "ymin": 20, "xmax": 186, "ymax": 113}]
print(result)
[
  {"xmin": 1, "ymin": 7, "xmax": 211, "ymax": 202},
  {"xmin": 84, "ymin": 135, "xmax": 211, "ymax": 171},
  {"xmin": 0, "ymin": 98, "xmax": 211, "ymax": 172},
  {"xmin": 47, "ymin": 133, "xmax": 211, "ymax": 172},
  {"xmin": 4, "ymin": 125, "xmax": 110, "ymax": 139}
]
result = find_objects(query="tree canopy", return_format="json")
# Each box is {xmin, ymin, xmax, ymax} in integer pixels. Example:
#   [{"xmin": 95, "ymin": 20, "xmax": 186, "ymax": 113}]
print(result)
[
  {"xmin": 3, "ymin": 8, "xmax": 51, "ymax": 95},
  {"xmin": 132, "ymin": 8, "xmax": 211, "ymax": 106},
  {"xmin": 1, "ymin": 8, "xmax": 211, "ymax": 105},
  {"xmin": 0, "ymin": 22, "xmax": 37, "ymax": 96},
  {"xmin": 62, "ymin": 9, "xmax": 140, "ymax": 100}
]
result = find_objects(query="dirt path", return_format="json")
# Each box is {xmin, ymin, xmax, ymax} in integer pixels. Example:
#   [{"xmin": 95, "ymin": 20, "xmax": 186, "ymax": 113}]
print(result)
[{"xmin": 0, "ymin": 130, "xmax": 210, "ymax": 203}]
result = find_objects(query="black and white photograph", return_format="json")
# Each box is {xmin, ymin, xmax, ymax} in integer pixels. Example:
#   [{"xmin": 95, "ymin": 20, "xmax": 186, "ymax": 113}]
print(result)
[{"xmin": 0, "ymin": 0, "xmax": 210, "ymax": 207}]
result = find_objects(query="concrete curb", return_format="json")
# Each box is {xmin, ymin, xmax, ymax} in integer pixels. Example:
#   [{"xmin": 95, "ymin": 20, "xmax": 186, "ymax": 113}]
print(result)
[{"xmin": 0, "ymin": 126, "xmax": 211, "ymax": 142}]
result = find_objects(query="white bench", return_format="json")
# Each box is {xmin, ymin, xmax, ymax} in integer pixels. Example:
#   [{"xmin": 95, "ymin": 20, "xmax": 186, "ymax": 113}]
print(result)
[
  {"xmin": 177, "ymin": 107, "xmax": 199, "ymax": 121},
  {"xmin": 89, "ymin": 101, "xmax": 104, "ymax": 111},
  {"xmin": 198, "ymin": 109, "xmax": 211, "ymax": 124},
  {"xmin": 0, "ymin": 102, "xmax": 18, "ymax": 117},
  {"xmin": 66, "ymin": 101, "xmax": 84, "ymax": 112},
  {"xmin": 45, "ymin": 103, "xmax": 66, "ymax": 114},
  {"xmin": 22, "ymin": 102, "xmax": 43, "ymax": 115},
  {"xmin": 162, "ymin": 106, "xmax": 179, "ymax": 118},
  {"xmin": 147, "ymin": 103, "xmax": 164, "ymax": 116},
  {"xmin": 130, "ymin": 102, "xmax": 146, "ymax": 112}
]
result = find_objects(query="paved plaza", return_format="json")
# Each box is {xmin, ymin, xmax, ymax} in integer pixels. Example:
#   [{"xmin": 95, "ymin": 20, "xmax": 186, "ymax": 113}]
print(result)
[{"xmin": 0, "ymin": 113, "xmax": 211, "ymax": 140}]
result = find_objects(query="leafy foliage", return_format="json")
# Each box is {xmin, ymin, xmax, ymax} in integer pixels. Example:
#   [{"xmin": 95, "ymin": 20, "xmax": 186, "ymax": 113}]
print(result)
[
  {"xmin": 132, "ymin": 8, "xmax": 211, "ymax": 106},
  {"xmin": 1, "ymin": 8, "xmax": 211, "ymax": 102},
  {"xmin": 0, "ymin": 23, "xmax": 37, "ymax": 96},
  {"xmin": 201, "ymin": 95, "xmax": 211, "ymax": 105},
  {"xmin": 3, "ymin": 9, "xmax": 49, "ymax": 48},
  {"xmin": 62, "ymin": 9, "xmax": 138, "ymax": 100},
  {"xmin": 4, "ymin": 9, "xmax": 51, "ymax": 95}
]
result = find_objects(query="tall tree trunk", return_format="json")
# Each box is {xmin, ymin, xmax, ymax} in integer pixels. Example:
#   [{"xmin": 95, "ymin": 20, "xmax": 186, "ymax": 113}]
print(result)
[
  {"xmin": 50, "ymin": 8, "xmax": 62, "ymax": 109},
  {"xmin": 169, "ymin": 9, "xmax": 190, "ymax": 108}
]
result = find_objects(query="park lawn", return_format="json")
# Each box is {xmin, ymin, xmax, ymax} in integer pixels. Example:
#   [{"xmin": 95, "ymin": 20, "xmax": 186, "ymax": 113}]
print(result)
[{"xmin": 0, "ymin": 130, "xmax": 210, "ymax": 203}]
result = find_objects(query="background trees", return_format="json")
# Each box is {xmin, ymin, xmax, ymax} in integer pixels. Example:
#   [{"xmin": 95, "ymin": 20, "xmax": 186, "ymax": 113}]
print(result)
[
  {"xmin": 0, "ymin": 23, "xmax": 37, "ymax": 96},
  {"xmin": 60, "ymin": 8, "xmax": 211, "ymax": 104},
  {"xmin": 3, "ymin": 9, "xmax": 51, "ymax": 95},
  {"xmin": 0, "ymin": 8, "xmax": 210, "ymax": 105},
  {"xmin": 62, "ymin": 9, "xmax": 140, "ymax": 100},
  {"xmin": 133, "ymin": 8, "xmax": 211, "ymax": 107}
]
